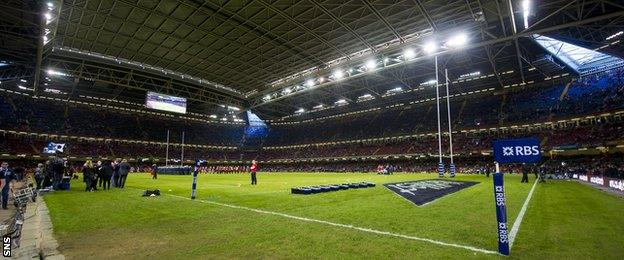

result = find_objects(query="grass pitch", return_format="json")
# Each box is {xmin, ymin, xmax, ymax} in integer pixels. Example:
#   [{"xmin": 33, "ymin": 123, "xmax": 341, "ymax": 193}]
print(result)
[{"xmin": 43, "ymin": 173, "xmax": 624, "ymax": 259}]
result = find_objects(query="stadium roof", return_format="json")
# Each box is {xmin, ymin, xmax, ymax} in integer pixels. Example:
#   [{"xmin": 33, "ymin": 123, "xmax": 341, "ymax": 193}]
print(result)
[
  {"xmin": 533, "ymin": 34, "xmax": 624, "ymax": 73},
  {"xmin": 1, "ymin": 0, "xmax": 623, "ymax": 119}
]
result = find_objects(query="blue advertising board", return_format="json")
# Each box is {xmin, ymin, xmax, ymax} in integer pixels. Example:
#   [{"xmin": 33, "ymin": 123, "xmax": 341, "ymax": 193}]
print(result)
[{"xmin": 492, "ymin": 138, "xmax": 541, "ymax": 163}]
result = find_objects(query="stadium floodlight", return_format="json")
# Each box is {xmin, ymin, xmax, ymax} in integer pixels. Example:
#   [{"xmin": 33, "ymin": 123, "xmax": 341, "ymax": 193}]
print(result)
[
  {"xmin": 283, "ymin": 88, "xmax": 292, "ymax": 94},
  {"xmin": 263, "ymin": 95, "xmax": 271, "ymax": 101},
  {"xmin": 209, "ymin": 114, "xmax": 217, "ymax": 119},
  {"xmin": 313, "ymin": 104, "xmax": 324, "ymax": 109},
  {"xmin": 295, "ymin": 108, "xmax": 305, "ymax": 114},
  {"xmin": 318, "ymin": 77, "xmax": 325, "ymax": 83},
  {"xmin": 335, "ymin": 99, "xmax": 348, "ymax": 105},
  {"xmin": 606, "ymin": 31, "xmax": 623, "ymax": 41},
  {"xmin": 359, "ymin": 94, "xmax": 373, "ymax": 99},
  {"xmin": 522, "ymin": 0, "xmax": 530, "ymax": 29},
  {"xmin": 47, "ymin": 2, "xmax": 54, "ymax": 7},
  {"xmin": 447, "ymin": 33, "xmax": 468, "ymax": 48},
  {"xmin": 365, "ymin": 59, "xmax": 377, "ymax": 70},
  {"xmin": 46, "ymin": 69, "xmax": 68, "ymax": 76},
  {"xmin": 403, "ymin": 48, "xmax": 416, "ymax": 59},
  {"xmin": 333, "ymin": 69, "xmax": 344, "ymax": 79},
  {"xmin": 20, "ymin": 79, "xmax": 27, "ymax": 83},
  {"xmin": 423, "ymin": 41, "xmax": 438, "ymax": 54},
  {"xmin": 305, "ymin": 79, "xmax": 315, "ymax": 87}
]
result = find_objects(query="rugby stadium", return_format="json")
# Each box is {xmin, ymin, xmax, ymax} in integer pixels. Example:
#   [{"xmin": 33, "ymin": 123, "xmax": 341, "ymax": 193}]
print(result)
[{"xmin": 0, "ymin": 0, "xmax": 623, "ymax": 259}]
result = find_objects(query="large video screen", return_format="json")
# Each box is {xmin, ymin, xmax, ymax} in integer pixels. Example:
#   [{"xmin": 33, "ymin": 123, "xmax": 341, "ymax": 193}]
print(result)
[
  {"xmin": 43, "ymin": 142, "xmax": 65, "ymax": 154},
  {"xmin": 145, "ymin": 92, "xmax": 187, "ymax": 114}
]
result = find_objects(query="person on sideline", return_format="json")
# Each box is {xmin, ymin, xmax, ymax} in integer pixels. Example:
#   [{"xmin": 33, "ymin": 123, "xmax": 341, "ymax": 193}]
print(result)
[
  {"xmin": 0, "ymin": 162, "xmax": 17, "ymax": 209},
  {"xmin": 118, "ymin": 159, "xmax": 130, "ymax": 188},
  {"xmin": 82, "ymin": 160, "xmax": 95, "ymax": 192},
  {"xmin": 34, "ymin": 163, "xmax": 45, "ymax": 190},
  {"xmin": 521, "ymin": 164, "xmax": 529, "ymax": 183},
  {"xmin": 100, "ymin": 161, "xmax": 113, "ymax": 190},
  {"xmin": 250, "ymin": 160, "xmax": 258, "ymax": 185},
  {"xmin": 151, "ymin": 164, "xmax": 158, "ymax": 180}
]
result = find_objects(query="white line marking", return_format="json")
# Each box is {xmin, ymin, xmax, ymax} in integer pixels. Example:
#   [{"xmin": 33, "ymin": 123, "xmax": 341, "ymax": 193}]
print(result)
[
  {"xmin": 508, "ymin": 179, "xmax": 539, "ymax": 249},
  {"xmin": 162, "ymin": 193, "xmax": 499, "ymax": 255}
]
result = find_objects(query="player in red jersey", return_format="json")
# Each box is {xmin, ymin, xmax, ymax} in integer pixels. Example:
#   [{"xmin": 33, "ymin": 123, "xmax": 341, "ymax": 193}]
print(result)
[{"xmin": 250, "ymin": 160, "xmax": 258, "ymax": 185}]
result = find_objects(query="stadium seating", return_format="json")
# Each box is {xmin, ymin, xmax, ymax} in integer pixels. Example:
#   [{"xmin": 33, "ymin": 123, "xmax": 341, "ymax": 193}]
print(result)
[{"xmin": 1, "ymin": 68, "xmax": 623, "ymax": 162}]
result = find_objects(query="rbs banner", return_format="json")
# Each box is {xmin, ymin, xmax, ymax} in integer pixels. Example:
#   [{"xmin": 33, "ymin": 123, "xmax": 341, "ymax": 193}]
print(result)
[{"xmin": 492, "ymin": 138, "xmax": 541, "ymax": 163}]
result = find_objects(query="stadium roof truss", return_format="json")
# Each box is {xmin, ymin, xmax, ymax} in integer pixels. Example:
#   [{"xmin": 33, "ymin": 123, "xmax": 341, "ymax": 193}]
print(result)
[{"xmin": 0, "ymin": 0, "xmax": 623, "ymax": 118}]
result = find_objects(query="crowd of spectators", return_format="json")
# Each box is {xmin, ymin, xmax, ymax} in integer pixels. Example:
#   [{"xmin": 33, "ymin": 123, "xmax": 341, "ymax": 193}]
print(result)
[
  {"xmin": 0, "ymin": 94, "xmax": 245, "ymax": 146},
  {"xmin": 0, "ymin": 69, "xmax": 623, "ymax": 167}
]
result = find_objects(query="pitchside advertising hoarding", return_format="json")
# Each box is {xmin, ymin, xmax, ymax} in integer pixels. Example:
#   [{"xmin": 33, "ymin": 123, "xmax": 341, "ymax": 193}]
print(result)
[{"xmin": 491, "ymin": 137, "xmax": 541, "ymax": 255}]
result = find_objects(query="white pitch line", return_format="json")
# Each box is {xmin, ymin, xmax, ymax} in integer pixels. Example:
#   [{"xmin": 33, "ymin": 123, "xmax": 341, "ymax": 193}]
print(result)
[
  {"xmin": 163, "ymin": 193, "xmax": 499, "ymax": 255},
  {"xmin": 508, "ymin": 178, "xmax": 539, "ymax": 249}
]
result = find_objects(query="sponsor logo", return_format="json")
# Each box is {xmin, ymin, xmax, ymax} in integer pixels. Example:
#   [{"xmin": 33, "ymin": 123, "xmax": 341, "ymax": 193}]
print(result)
[
  {"xmin": 609, "ymin": 180, "xmax": 624, "ymax": 191},
  {"xmin": 501, "ymin": 146, "xmax": 540, "ymax": 156},
  {"xmin": 579, "ymin": 175, "xmax": 588, "ymax": 181},
  {"xmin": 590, "ymin": 176, "xmax": 604, "ymax": 185},
  {"xmin": 384, "ymin": 180, "xmax": 478, "ymax": 206}
]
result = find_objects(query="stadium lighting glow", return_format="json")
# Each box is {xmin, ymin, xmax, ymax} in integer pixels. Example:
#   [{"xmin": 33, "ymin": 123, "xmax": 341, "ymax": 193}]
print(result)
[
  {"xmin": 332, "ymin": 69, "xmax": 344, "ymax": 79},
  {"xmin": 522, "ymin": 0, "xmax": 531, "ymax": 29},
  {"xmin": 365, "ymin": 59, "xmax": 377, "ymax": 70},
  {"xmin": 44, "ymin": 88, "xmax": 65, "ymax": 94},
  {"xmin": 313, "ymin": 104, "xmax": 324, "ymax": 109},
  {"xmin": 209, "ymin": 115, "xmax": 217, "ymax": 119},
  {"xmin": 18, "ymin": 85, "xmax": 34, "ymax": 91},
  {"xmin": 283, "ymin": 88, "xmax": 291, "ymax": 94},
  {"xmin": 47, "ymin": 2, "xmax": 54, "ymax": 7},
  {"xmin": 423, "ymin": 41, "xmax": 438, "ymax": 54},
  {"xmin": 606, "ymin": 31, "xmax": 623, "ymax": 41},
  {"xmin": 403, "ymin": 48, "xmax": 416, "ymax": 59},
  {"xmin": 420, "ymin": 79, "xmax": 438, "ymax": 86},
  {"xmin": 305, "ymin": 79, "xmax": 315, "ymax": 87},
  {"xmin": 20, "ymin": 79, "xmax": 27, "ymax": 83},
  {"xmin": 46, "ymin": 69, "xmax": 68, "ymax": 76},
  {"xmin": 318, "ymin": 77, "xmax": 325, "ymax": 83},
  {"xmin": 263, "ymin": 95, "xmax": 271, "ymax": 101},
  {"xmin": 295, "ymin": 108, "xmax": 305, "ymax": 113},
  {"xmin": 335, "ymin": 99, "xmax": 348, "ymax": 105},
  {"xmin": 447, "ymin": 33, "xmax": 468, "ymax": 48},
  {"xmin": 459, "ymin": 71, "xmax": 481, "ymax": 79}
]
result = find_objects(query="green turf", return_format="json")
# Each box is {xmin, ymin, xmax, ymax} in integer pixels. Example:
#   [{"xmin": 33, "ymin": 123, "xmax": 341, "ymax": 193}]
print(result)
[{"xmin": 42, "ymin": 173, "xmax": 624, "ymax": 259}]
